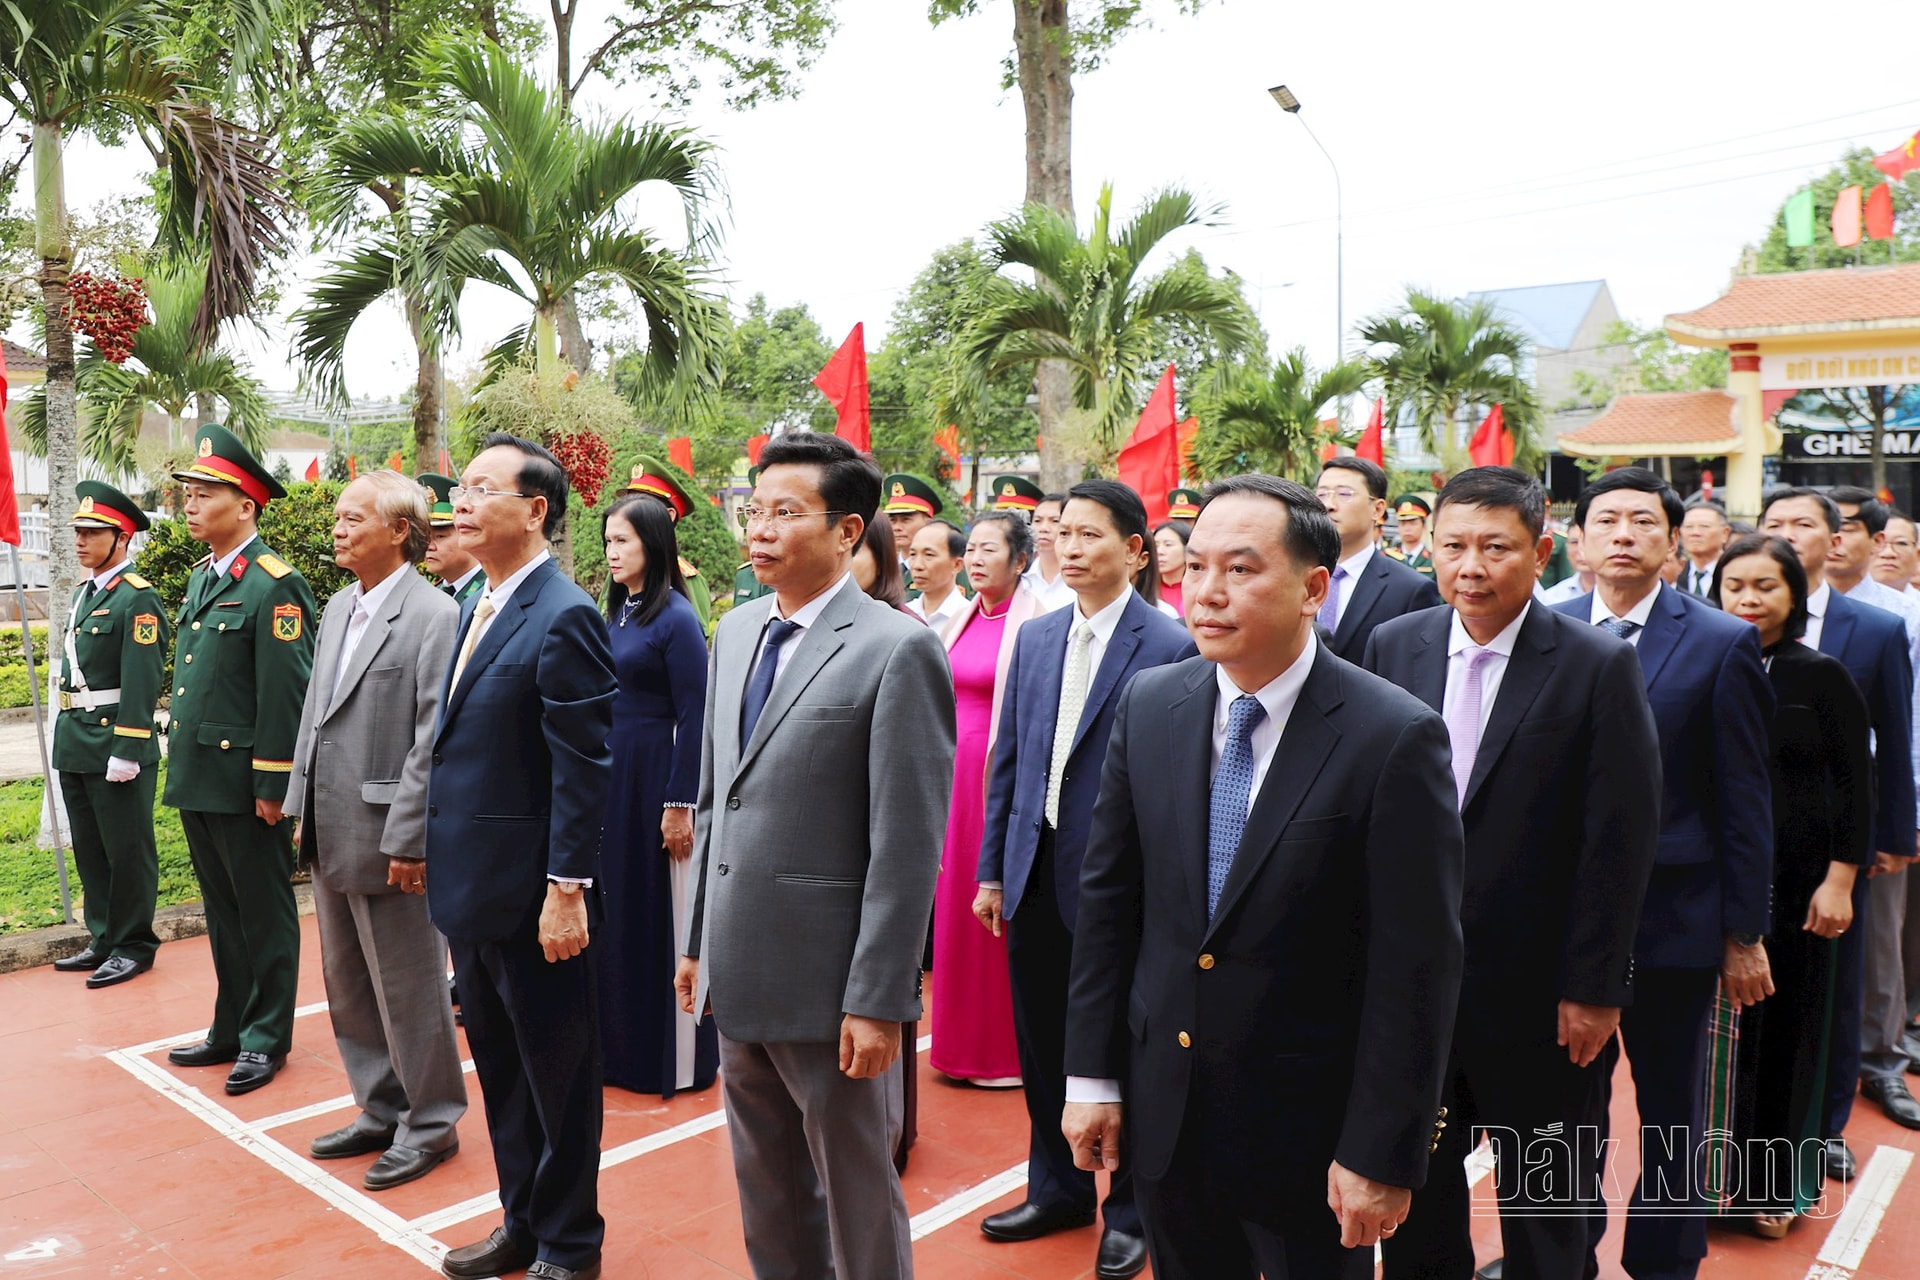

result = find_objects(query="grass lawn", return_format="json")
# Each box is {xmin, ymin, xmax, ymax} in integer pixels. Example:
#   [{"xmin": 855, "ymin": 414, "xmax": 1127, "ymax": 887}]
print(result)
[{"xmin": 0, "ymin": 763, "xmax": 201, "ymax": 933}]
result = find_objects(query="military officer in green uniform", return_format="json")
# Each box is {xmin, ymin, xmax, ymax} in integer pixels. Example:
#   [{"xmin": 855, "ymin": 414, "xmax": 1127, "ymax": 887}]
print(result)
[
  {"xmin": 990, "ymin": 474, "xmax": 1045, "ymax": 518},
  {"xmin": 732, "ymin": 465, "xmax": 773, "ymax": 609},
  {"xmin": 50, "ymin": 482, "xmax": 167, "ymax": 988},
  {"xmin": 1385, "ymin": 494, "xmax": 1436, "ymax": 578},
  {"xmin": 884, "ymin": 473, "xmax": 945, "ymax": 602},
  {"xmin": 418, "ymin": 473, "xmax": 484, "ymax": 603},
  {"xmin": 1165, "ymin": 487, "xmax": 1203, "ymax": 527},
  {"xmin": 163, "ymin": 424, "xmax": 318, "ymax": 1096},
  {"xmin": 625, "ymin": 457, "xmax": 713, "ymax": 630}
]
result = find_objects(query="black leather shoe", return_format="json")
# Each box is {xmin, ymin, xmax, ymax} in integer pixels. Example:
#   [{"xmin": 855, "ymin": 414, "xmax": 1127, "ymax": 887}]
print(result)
[
  {"xmin": 1825, "ymin": 1138, "xmax": 1857, "ymax": 1182},
  {"xmin": 443, "ymin": 1227, "xmax": 535, "ymax": 1278},
  {"xmin": 1095, "ymin": 1227, "xmax": 1148, "ymax": 1279},
  {"xmin": 168, "ymin": 1039, "xmax": 240, "ymax": 1067},
  {"xmin": 53, "ymin": 946, "xmax": 105, "ymax": 972},
  {"xmin": 1475, "ymin": 1261, "xmax": 1505, "ymax": 1280},
  {"xmin": 526, "ymin": 1261, "xmax": 600, "ymax": 1280},
  {"xmin": 309, "ymin": 1124, "xmax": 396, "ymax": 1160},
  {"xmin": 85, "ymin": 955, "xmax": 151, "ymax": 988},
  {"xmin": 981, "ymin": 1201, "xmax": 1096, "ymax": 1242},
  {"xmin": 365, "ymin": 1142, "xmax": 458, "ymax": 1191},
  {"xmin": 1862, "ymin": 1076, "xmax": 1920, "ymax": 1128},
  {"xmin": 223, "ymin": 1051, "xmax": 287, "ymax": 1096},
  {"xmin": 1902, "ymin": 1026, "xmax": 1920, "ymax": 1071}
]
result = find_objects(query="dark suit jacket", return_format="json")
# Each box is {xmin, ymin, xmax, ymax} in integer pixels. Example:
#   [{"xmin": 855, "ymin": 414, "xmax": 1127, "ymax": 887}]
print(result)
[
  {"xmin": 1763, "ymin": 642, "xmax": 1874, "ymax": 915},
  {"xmin": 977, "ymin": 593, "xmax": 1195, "ymax": 927},
  {"xmin": 1815, "ymin": 588, "xmax": 1916, "ymax": 857},
  {"xmin": 1328, "ymin": 548, "xmax": 1443, "ymax": 662},
  {"xmin": 1364, "ymin": 605, "xmax": 1661, "ymax": 1037},
  {"xmin": 1066, "ymin": 646, "xmax": 1464, "ymax": 1209},
  {"xmin": 1552, "ymin": 584, "xmax": 1774, "ymax": 968},
  {"xmin": 426, "ymin": 557, "xmax": 617, "ymax": 944}
]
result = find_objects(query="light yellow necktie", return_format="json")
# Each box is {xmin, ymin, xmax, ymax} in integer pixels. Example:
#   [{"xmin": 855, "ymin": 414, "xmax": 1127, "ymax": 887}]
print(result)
[
  {"xmin": 450, "ymin": 597, "xmax": 496, "ymax": 687},
  {"xmin": 1046, "ymin": 621, "xmax": 1095, "ymax": 827}
]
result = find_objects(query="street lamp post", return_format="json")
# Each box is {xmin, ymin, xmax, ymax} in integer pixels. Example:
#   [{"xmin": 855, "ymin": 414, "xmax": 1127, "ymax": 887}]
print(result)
[{"xmin": 1269, "ymin": 84, "xmax": 1343, "ymax": 366}]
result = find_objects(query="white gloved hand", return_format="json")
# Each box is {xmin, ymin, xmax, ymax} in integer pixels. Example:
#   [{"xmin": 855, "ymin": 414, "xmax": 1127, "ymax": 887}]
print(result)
[{"xmin": 105, "ymin": 756, "xmax": 140, "ymax": 783}]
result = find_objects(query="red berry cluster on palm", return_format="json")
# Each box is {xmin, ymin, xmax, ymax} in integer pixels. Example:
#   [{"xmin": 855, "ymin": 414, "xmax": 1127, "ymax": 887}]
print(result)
[
  {"xmin": 548, "ymin": 430, "xmax": 613, "ymax": 507},
  {"xmin": 66, "ymin": 271, "xmax": 150, "ymax": 364}
]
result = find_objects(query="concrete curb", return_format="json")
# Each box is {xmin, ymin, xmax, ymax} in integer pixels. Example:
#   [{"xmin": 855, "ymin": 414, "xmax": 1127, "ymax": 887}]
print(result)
[{"xmin": 0, "ymin": 880, "xmax": 316, "ymax": 975}]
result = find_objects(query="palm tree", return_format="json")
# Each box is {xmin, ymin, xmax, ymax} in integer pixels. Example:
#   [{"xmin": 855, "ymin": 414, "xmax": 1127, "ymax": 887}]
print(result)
[
  {"xmin": 299, "ymin": 39, "xmax": 729, "ymax": 406},
  {"xmin": 0, "ymin": 0, "xmax": 286, "ymax": 598},
  {"xmin": 15, "ymin": 256, "xmax": 272, "ymax": 476},
  {"xmin": 1357, "ymin": 288, "xmax": 1540, "ymax": 474},
  {"xmin": 965, "ymin": 184, "xmax": 1258, "ymax": 473},
  {"xmin": 1187, "ymin": 348, "xmax": 1371, "ymax": 482}
]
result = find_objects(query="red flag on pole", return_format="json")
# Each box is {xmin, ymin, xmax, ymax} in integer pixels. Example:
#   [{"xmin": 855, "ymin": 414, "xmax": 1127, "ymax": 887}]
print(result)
[
  {"xmin": 1116, "ymin": 365, "xmax": 1181, "ymax": 526},
  {"xmin": 347, "ymin": 455, "xmax": 358, "ymax": 479},
  {"xmin": 0, "ymin": 344, "xmax": 18, "ymax": 546},
  {"xmin": 1467, "ymin": 404, "xmax": 1514, "ymax": 468},
  {"xmin": 386, "ymin": 450, "xmax": 404, "ymax": 472},
  {"xmin": 439, "ymin": 448, "xmax": 452, "ymax": 475},
  {"xmin": 668, "ymin": 436, "xmax": 695, "ymax": 474},
  {"xmin": 303, "ymin": 456, "xmax": 320, "ymax": 482},
  {"xmin": 933, "ymin": 425, "xmax": 961, "ymax": 469},
  {"xmin": 1355, "ymin": 398, "xmax": 1385, "ymax": 466},
  {"xmin": 1866, "ymin": 183, "xmax": 1896, "ymax": 241},
  {"xmin": 746, "ymin": 433, "xmax": 769, "ymax": 466},
  {"xmin": 1833, "ymin": 185, "xmax": 1864, "ymax": 248},
  {"xmin": 1874, "ymin": 130, "xmax": 1920, "ymax": 181},
  {"xmin": 814, "ymin": 324, "xmax": 871, "ymax": 452}
]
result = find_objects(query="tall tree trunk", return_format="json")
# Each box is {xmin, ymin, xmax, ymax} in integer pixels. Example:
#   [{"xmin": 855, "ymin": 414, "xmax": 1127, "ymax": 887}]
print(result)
[
  {"xmin": 407, "ymin": 294, "xmax": 442, "ymax": 470},
  {"xmin": 34, "ymin": 120, "xmax": 79, "ymax": 615},
  {"xmin": 195, "ymin": 390, "xmax": 217, "ymax": 431},
  {"xmin": 530, "ymin": 303, "xmax": 574, "ymax": 578},
  {"xmin": 1015, "ymin": 0, "xmax": 1077, "ymax": 489},
  {"xmin": 557, "ymin": 293, "xmax": 592, "ymax": 374}
]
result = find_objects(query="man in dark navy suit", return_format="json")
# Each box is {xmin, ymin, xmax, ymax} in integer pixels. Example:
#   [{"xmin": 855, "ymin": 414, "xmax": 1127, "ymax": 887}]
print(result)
[
  {"xmin": 1314, "ymin": 456, "xmax": 1441, "ymax": 662},
  {"xmin": 426, "ymin": 433, "xmax": 617, "ymax": 1280},
  {"xmin": 1551, "ymin": 468, "xmax": 1774, "ymax": 1280},
  {"xmin": 1366, "ymin": 467, "xmax": 1660, "ymax": 1280},
  {"xmin": 1762, "ymin": 487, "xmax": 1920, "ymax": 1161},
  {"xmin": 1064, "ymin": 474, "xmax": 1464, "ymax": 1280},
  {"xmin": 974, "ymin": 479, "xmax": 1194, "ymax": 1279}
]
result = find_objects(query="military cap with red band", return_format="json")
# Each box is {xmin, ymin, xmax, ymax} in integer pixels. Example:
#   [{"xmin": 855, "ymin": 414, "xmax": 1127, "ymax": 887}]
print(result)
[
  {"xmin": 71, "ymin": 480, "xmax": 151, "ymax": 535},
  {"xmin": 171, "ymin": 423, "xmax": 286, "ymax": 506},
  {"xmin": 626, "ymin": 456, "xmax": 693, "ymax": 521}
]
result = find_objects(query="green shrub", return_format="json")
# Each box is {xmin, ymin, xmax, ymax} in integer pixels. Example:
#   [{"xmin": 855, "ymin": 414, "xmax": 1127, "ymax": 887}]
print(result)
[
  {"xmin": 0, "ymin": 763, "xmax": 197, "ymax": 933},
  {"xmin": 0, "ymin": 623, "xmax": 50, "ymax": 669},
  {"xmin": 136, "ymin": 480, "xmax": 353, "ymax": 614}
]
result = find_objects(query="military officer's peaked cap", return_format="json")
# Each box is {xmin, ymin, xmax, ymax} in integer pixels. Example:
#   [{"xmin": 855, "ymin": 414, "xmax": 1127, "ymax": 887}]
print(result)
[
  {"xmin": 417, "ymin": 473, "xmax": 458, "ymax": 527},
  {"xmin": 883, "ymin": 474, "xmax": 944, "ymax": 517},
  {"xmin": 626, "ymin": 457, "xmax": 693, "ymax": 521},
  {"xmin": 1166, "ymin": 488, "xmax": 1203, "ymax": 520},
  {"xmin": 1395, "ymin": 494, "xmax": 1433, "ymax": 520},
  {"xmin": 172, "ymin": 423, "xmax": 286, "ymax": 504},
  {"xmin": 990, "ymin": 475, "xmax": 1045, "ymax": 512},
  {"xmin": 71, "ymin": 480, "xmax": 150, "ymax": 535}
]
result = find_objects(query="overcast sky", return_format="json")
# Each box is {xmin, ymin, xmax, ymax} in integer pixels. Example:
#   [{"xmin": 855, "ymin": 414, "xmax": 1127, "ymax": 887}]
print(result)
[{"xmin": 29, "ymin": 0, "xmax": 1920, "ymax": 406}]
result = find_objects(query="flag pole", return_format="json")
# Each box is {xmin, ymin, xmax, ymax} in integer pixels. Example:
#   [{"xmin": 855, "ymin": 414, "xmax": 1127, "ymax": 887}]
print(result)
[{"xmin": 10, "ymin": 544, "xmax": 71, "ymax": 923}]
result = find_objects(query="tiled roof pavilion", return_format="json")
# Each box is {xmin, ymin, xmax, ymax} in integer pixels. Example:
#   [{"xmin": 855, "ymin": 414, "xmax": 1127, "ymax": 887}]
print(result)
[{"xmin": 1558, "ymin": 390, "xmax": 1739, "ymax": 457}]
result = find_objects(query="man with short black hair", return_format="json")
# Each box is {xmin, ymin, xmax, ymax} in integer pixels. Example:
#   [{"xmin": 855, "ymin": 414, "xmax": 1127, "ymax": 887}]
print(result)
[
  {"xmin": 1023, "ymin": 493, "xmax": 1077, "ymax": 613},
  {"xmin": 1679, "ymin": 499, "xmax": 1731, "ymax": 599},
  {"xmin": 906, "ymin": 519, "xmax": 968, "ymax": 631},
  {"xmin": 1313, "ymin": 457, "xmax": 1441, "ymax": 661}
]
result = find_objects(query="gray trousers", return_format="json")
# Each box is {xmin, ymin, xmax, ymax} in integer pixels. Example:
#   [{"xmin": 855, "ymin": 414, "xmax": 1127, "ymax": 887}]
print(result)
[
  {"xmin": 718, "ymin": 1034, "xmax": 911, "ymax": 1280},
  {"xmin": 313, "ymin": 871, "xmax": 468, "ymax": 1152},
  {"xmin": 1903, "ymin": 867, "xmax": 1920, "ymax": 1025},
  {"xmin": 1862, "ymin": 867, "xmax": 1913, "ymax": 1082}
]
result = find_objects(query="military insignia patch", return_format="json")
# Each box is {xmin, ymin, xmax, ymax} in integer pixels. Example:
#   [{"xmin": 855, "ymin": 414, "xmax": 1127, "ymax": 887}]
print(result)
[
  {"xmin": 198, "ymin": 438, "xmax": 214, "ymax": 458},
  {"xmin": 272, "ymin": 603, "xmax": 303, "ymax": 642},
  {"xmin": 891, "ymin": 481, "xmax": 905, "ymax": 498},
  {"xmin": 78, "ymin": 496, "xmax": 95, "ymax": 514},
  {"xmin": 132, "ymin": 614, "xmax": 159, "ymax": 646}
]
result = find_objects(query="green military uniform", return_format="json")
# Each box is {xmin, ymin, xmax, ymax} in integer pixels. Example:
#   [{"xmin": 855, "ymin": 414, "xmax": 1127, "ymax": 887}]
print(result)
[
  {"xmin": 626, "ymin": 457, "xmax": 713, "ymax": 630},
  {"xmin": 1387, "ymin": 494, "xmax": 1436, "ymax": 578},
  {"xmin": 418, "ymin": 473, "xmax": 486, "ymax": 604},
  {"xmin": 1540, "ymin": 530, "xmax": 1576, "ymax": 589},
  {"xmin": 52, "ymin": 483, "xmax": 167, "ymax": 978},
  {"xmin": 990, "ymin": 474, "xmax": 1045, "ymax": 516},
  {"xmin": 164, "ymin": 425, "xmax": 317, "ymax": 1058},
  {"xmin": 884, "ymin": 474, "xmax": 945, "ymax": 603},
  {"xmin": 733, "ymin": 465, "xmax": 773, "ymax": 608},
  {"xmin": 1165, "ymin": 487, "xmax": 1203, "ymax": 524}
]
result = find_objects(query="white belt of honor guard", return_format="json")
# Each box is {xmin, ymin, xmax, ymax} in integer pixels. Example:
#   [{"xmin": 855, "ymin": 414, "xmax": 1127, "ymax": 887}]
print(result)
[{"xmin": 58, "ymin": 687, "xmax": 122, "ymax": 712}]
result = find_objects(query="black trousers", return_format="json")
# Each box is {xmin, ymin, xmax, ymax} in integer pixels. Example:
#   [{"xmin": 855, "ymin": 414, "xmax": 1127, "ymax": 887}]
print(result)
[
  {"xmin": 1826, "ymin": 874, "xmax": 1869, "ymax": 1134},
  {"xmin": 1382, "ymin": 1002, "xmax": 1611, "ymax": 1280},
  {"xmin": 450, "ymin": 922, "xmax": 605, "ymax": 1268},
  {"xmin": 179, "ymin": 808, "xmax": 299, "ymax": 1055},
  {"xmin": 1007, "ymin": 827, "xmax": 1139, "ymax": 1232},
  {"xmin": 60, "ymin": 769, "xmax": 160, "ymax": 962}
]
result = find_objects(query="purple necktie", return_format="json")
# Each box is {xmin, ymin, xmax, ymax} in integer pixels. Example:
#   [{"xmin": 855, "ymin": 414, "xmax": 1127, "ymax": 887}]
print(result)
[
  {"xmin": 1446, "ymin": 647, "xmax": 1496, "ymax": 805},
  {"xmin": 1317, "ymin": 565, "xmax": 1348, "ymax": 633}
]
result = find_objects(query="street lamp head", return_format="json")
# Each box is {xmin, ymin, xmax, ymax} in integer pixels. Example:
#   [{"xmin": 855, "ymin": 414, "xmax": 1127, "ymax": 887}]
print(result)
[{"xmin": 1269, "ymin": 84, "xmax": 1301, "ymax": 113}]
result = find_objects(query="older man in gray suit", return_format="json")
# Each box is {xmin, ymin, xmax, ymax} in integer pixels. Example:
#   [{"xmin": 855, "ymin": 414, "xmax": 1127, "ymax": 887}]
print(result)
[
  {"xmin": 287, "ymin": 471, "xmax": 467, "ymax": 1192},
  {"xmin": 677, "ymin": 432, "xmax": 956, "ymax": 1280}
]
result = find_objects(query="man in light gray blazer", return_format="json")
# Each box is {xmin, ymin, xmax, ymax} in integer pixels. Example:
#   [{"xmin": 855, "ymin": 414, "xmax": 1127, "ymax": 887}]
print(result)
[
  {"xmin": 287, "ymin": 471, "xmax": 467, "ymax": 1193},
  {"xmin": 677, "ymin": 433, "xmax": 956, "ymax": 1280}
]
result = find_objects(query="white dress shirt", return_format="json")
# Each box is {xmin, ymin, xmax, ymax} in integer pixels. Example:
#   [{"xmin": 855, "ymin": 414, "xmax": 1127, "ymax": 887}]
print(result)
[
  {"xmin": 1067, "ymin": 633, "xmax": 1320, "ymax": 1105},
  {"xmin": 1023, "ymin": 564, "xmax": 1078, "ymax": 614},
  {"xmin": 1804, "ymin": 581, "xmax": 1831, "ymax": 650},
  {"xmin": 751, "ymin": 572, "xmax": 855, "ymax": 689},
  {"xmin": 331, "ymin": 563, "xmax": 411, "ymax": 702},
  {"xmin": 1683, "ymin": 558, "xmax": 1720, "ymax": 598},
  {"xmin": 1327, "ymin": 545, "xmax": 1376, "ymax": 631},
  {"xmin": 1587, "ymin": 581, "xmax": 1662, "ymax": 645},
  {"xmin": 906, "ymin": 586, "xmax": 968, "ymax": 632},
  {"xmin": 445, "ymin": 564, "xmax": 483, "ymax": 596},
  {"xmin": 1446, "ymin": 604, "xmax": 1529, "ymax": 738},
  {"xmin": 1534, "ymin": 575, "xmax": 1590, "ymax": 606}
]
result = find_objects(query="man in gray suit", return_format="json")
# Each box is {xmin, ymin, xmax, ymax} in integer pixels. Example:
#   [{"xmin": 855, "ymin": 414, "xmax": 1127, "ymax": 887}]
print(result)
[
  {"xmin": 677, "ymin": 432, "xmax": 956, "ymax": 1280},
  {"xmin": 287, "ymin": 471, "xmax": 467, "ymax": 1192}
]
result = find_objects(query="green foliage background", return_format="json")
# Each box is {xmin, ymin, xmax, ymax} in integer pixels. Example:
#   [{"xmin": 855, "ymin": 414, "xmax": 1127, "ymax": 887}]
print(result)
[
  {"xmin": 0, "ymin": 765, "xmax": 197, "ymax": 934},
  {"xmin": 136, "ymin": 481, "xmax": 353, "ymax": 614}
]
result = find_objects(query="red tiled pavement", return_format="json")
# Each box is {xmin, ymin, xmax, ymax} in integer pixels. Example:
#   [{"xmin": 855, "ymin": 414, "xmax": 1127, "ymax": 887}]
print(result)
[{"xmin": 1, "ymin": 914, "xmax": 1917, "ymax": 1278}]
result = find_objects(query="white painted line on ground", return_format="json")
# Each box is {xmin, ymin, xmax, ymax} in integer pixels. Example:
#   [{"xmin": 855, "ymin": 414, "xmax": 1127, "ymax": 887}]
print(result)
[
  {"xmin": 116, "ymin": 1000, "xmax": 334, "ymax": 1057},
  {"xmin": 909, "ymin": 1163, "xmax": 1030, "ymax": 1241},
  {"xmin": 917, "ymin": 1033, "xmax": 932, "ymax": 1054},
  {"xmin": 1807, "ymin": 1143, "xmax": 1913, "ymax": 1278},
  {"xmin": 248, "ymin": 1061, "xmax": 478, "ymax": 1135}
]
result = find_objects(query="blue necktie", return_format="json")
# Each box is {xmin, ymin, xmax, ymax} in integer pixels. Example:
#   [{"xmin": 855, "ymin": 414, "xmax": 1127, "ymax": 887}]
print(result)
[
  {"xmin": 741, "ymin": 618, "xmax": 801, "ymax": 743},
  {"xmin": 1598, "ymin": 618, "xmax": 1641, "ymax": 642},
  {"xmin": 1316, "ymin": 565, "xmax": 1348, "ymax": 633},
  {"xmin": 1207, "ymin": 694, "xmax": 1267, "ymax": 919}
]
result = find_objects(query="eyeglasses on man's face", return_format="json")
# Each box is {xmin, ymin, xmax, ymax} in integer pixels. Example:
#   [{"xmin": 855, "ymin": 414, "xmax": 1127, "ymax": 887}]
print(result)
[{"xmin": 738, "ymin": 505, "xmax": 847, "ymax": 531}]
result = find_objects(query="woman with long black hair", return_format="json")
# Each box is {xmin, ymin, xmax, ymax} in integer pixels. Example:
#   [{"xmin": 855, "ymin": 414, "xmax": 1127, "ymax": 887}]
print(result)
[{"xmin": 597, "ymin": 495, "xmax": 716, "ymax": 1096}]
